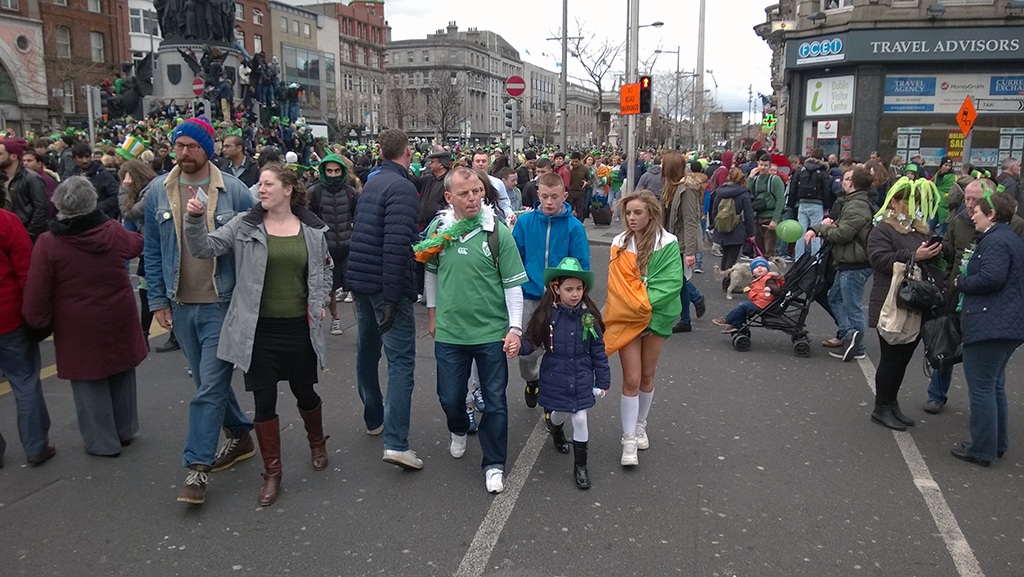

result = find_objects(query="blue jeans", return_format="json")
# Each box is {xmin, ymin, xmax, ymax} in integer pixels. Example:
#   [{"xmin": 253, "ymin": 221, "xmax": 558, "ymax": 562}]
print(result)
[
  {"xmin": 795, "ymin": 202, "xmax": 824, "ymax": 259},
  {"xmin": 927, "ymin": 363, "xmax": 953, "ymax": 405},
  {"xmin": 695, "ymin": 217, "xmax": 708, "ymax": 268},
  {"xmin": 725, "ymin": 301, "xmax": 761, "ymax": 329},
  {"xmin": 678, "ymin": 276, "xmax": 704, "ymax": 324},
  {"xmin": 435, "ymin": 341, "xmax": 508, "ymax": 471},
  {"xmin": 354, "ymin": 293, "xmax": 417, "ymax": 452},
  {"xmin": 172, "ymin": 302, "xmax": 253, "ymax": 468},
  {"xmin": 962, "ymin": 339, "xmax": 1022, "ymax": 461},
  {"xmin": 0, "ymin": 326, "xmax": 51, "ymax": 458},
  {"xmin": 826, "ymin": 267, "xmax": 871, "ymax": 348}
]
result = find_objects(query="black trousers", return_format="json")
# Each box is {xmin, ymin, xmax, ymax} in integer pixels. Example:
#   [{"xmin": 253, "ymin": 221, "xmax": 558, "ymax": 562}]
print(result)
[
  {"xmin": 874, "ymin": 332, "xmax": 921, "ymax": 406},
  {"xmin": 720, "ymin": 245, "xmax": 743, "ymax": 290}
]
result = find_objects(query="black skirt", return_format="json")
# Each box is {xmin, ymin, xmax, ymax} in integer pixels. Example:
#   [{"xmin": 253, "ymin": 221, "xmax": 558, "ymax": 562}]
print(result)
[{"xmin": 243, "ymin": 316, "xmax": 318, "ymax": 392}]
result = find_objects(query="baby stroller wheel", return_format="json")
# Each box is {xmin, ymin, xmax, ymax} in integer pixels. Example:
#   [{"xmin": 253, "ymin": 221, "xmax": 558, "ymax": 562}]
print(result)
[
  {"xmin": 732, "ymin": 333, "xmax": 751, "ymax": 352},
  {"xmin": 794, "ymin": 339, "xmax": 811, "ymax": 357}
]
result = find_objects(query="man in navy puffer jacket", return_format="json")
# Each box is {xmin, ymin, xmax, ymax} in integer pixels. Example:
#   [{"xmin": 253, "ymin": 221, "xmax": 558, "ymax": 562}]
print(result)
[{"xmin": 346, "ymin": 128, "xmax": 423, "ymax": 470}]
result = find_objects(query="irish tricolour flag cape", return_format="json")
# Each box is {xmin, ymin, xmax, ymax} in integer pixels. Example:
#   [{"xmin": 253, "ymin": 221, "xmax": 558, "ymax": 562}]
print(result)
[{"xmin": 603, "ymin": 230, "xmax": 683, "ymax": 355}]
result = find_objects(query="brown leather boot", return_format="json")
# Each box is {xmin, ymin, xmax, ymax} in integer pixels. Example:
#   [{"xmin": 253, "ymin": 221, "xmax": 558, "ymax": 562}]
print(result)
[
  {"xmin": 298, "ymin": 402, "xmax": 330, "ymax": 471},
  {"xmin": 254, "ymin": 419, "xmax": 282, "ymax": 506}
]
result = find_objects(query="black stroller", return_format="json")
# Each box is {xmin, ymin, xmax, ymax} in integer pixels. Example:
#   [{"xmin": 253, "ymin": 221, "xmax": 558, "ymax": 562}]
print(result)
[{"xmin": 730, "ymin": 244, "xmax": 831, "ymax": 357}]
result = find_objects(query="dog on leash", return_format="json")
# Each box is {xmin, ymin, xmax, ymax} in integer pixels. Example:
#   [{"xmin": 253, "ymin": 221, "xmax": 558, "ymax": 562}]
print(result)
[{"xmin": 714, "ymin": 257, "xmax": 787, "ymax": 299}]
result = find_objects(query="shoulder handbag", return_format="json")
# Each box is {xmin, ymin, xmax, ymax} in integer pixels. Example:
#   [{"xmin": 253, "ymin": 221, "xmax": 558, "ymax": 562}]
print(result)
[
  {"xmin": 920, "ymin": 285, "xmax": 963, "ymax": 374},
  {"xmin": 896, "ymin": 254, "xmax": 944, "ymax": 319},
  {"xmin": 878, "ymin": 260, "xmax": 922, "ymax": 345}
]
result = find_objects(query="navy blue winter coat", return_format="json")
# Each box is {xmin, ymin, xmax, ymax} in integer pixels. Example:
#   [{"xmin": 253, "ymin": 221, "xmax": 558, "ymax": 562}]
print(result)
[
  {"xmin": 710, "ymin": 183, "xmax": 756, "ymax": 247},
  {"xmin": 346, "ymin": 160, "xmax": 419, "ymax": 304},
  {"xmin": 957, "ymin": 223, "xmax": 1024, "ymax": 346},
  {"xmin": 521, "ymin": 302, "xmax": 611, "ymax": 413}
]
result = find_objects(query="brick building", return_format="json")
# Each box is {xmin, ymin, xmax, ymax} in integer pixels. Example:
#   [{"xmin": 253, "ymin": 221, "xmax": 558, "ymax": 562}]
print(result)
[
  {"xmin": 231, "ymin": 0, "xmax": 270, "ymax": 59},
  {"xmin": 39, "ymin": 0, "xmax": 130, "ymax": 125}
]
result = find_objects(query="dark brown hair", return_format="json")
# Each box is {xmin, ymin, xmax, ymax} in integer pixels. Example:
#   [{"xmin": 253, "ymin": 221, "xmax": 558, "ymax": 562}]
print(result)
[
  {"xmin": 260, "ymin": 163, "xmax": 308, "ymax": 208},
  {"xmin": 659, "ymin": 151, "xmax": 686, "ymax": 208},
  {"xmin": 524, "ymin": 278, "xmax": 604, "ymax": 350},
  {"xmin": 850, "ymin": 166, "xmax": 873, "ymax": 191},
  {"xmin": 118, "ymin": 159, "xmax": 158, "ymax": 210},
  {"xmin": 976, "ymin": 189, "xmax": 1017, "ymax": 224}
]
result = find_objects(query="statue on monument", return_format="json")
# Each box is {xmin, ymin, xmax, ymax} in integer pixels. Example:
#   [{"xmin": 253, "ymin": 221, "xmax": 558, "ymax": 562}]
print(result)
[{"xmin": 155, "ymin": 0, "xmax": 236, "ymax": 44}]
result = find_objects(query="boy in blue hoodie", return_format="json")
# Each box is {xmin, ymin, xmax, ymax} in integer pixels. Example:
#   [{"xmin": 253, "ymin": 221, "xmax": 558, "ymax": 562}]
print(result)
[{"xmin": 511, "ymin": 172, "xmax": 590, "ymax": 408}]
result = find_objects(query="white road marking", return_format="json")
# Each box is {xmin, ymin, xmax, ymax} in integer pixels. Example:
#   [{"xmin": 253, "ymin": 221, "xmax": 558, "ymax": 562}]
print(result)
[
  {"xmin": 454, "ymin": 417, "xmax": 547, "ymax": 577},
  {"xmin": 857, "ymin": 357, "xmax": 985, "ymax": 577}
]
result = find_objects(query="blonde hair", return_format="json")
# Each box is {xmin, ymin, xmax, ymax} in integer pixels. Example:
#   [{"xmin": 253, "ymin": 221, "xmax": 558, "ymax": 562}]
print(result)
[{"xmin": 616, "ymin": 189, "xmax": 664, "ymax": 276}]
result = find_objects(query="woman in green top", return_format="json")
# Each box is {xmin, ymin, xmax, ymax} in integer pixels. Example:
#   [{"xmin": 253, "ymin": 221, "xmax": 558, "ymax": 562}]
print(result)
[{"xmin": 184, "ymin": 163, "xmax": 333, "ymax": 507}]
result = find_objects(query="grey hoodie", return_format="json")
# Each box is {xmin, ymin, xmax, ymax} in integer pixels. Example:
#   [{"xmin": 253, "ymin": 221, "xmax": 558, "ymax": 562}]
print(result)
[{"xmin": 637, "ymin": 165, "xmax": 663, "ymax": 199}]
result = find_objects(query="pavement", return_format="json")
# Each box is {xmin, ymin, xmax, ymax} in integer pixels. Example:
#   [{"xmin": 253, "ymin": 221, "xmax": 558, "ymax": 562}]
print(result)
[{"xmin": 1, "ymin": 244, "xmax": 1022, "ymax": 577}]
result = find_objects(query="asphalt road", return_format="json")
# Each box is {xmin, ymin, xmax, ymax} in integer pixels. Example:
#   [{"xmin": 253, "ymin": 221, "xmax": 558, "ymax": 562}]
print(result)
[{"xmin": 1, "ymin": 234, "xmax": 1022, "ymax": 577}]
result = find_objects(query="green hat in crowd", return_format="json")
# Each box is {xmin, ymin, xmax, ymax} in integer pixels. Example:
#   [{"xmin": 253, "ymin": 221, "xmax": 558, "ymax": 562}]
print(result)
[{"xmin": 543, "ymin": 257, "xmax": 594, "ymax": 291}]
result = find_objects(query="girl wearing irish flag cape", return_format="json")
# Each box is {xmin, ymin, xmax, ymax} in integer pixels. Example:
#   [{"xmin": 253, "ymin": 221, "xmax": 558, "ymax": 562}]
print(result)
[{"xmin": 604, "ymin": 190, "xmax": 683, "ymax": 467}]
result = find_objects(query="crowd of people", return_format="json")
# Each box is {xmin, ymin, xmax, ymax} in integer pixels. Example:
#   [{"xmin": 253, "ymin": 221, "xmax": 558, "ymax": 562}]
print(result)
[{"xmin": 1, "ymin": 116, "xmax": 1022, "ymax": 507}]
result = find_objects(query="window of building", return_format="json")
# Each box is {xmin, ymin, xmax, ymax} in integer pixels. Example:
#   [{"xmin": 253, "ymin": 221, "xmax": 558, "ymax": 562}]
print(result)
[
  {"xmin": 324, "ymin": 53, "xmax": 335, "ymax": 89},
  {"xmin": 449, "ymin": 48, "xmax": 457, "ymax": 62},
  {"xmin": 253, "ymin": 34, "xmax": 262, "ymax": 54},
  {"xmin": 342, "ymin": 43, "xmax": 351, "ymax": 62},
  {"xmin": 360, "ymin": 46, "xmax": 367, "ymax": 66},
  {"xmin": 253, "ymin": 9, "xmax": 262, "ymax": 25},
  {"xmin": 822, "ymin": 0, "xmax": 853, "ymax": 8},
  {"xmin": 291, "ymin": 19, "xmax": 299, "ymax": 36},
  {"xmin": 303, "ymin": 22, "xmax": 311, "ymax": 38},
  {"xmin": 90, "ymin": 31, "xmax": 104, "ymax": 62},
  {"xmin": 87, "ymin": 0, "xmax": 100, "ymax": 12},
  {"xmin": 282, "ymin": 45, "xmax": 321, "ymax": 106},
  {"xmin": 53, "ymin": 0, "xmax": 66, "ymax": 6},
  {"xmin": 280, "ymin": 16, "xmax": 288, "ymax": 32},
  {"xmin": 422, "ymin": 50, "xmax": 429, "ymax": 63},
  {"xmin": 2, "ymin": 0, "xmax": 19, "ymax": 10},
  {"xmin": 130, "ymin": 8, "xmax": 158, "ymax": 34},
  {"xmin": 0, "ymin": 64, "xmax": 16, "ymax": 103},
  {"xmin": 62, "ymin": 79, "xmax": 74, "ymax": 113},
  {"xmin": 56, "ymin": 25, "xmax": 70, "ymax": 58},
  {"xmin": 407, "ymin": 51, "xmax": 413, "ymax": 63},
  {"xmin": 234, "ymin": 2, "xmax": 243, "ymax": 20}
]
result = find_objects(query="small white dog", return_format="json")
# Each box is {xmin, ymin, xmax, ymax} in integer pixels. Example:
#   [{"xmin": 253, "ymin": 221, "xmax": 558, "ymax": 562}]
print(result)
[{"xmin": 714, "ymin": 257, "xmax": 787, "ymax": 299}]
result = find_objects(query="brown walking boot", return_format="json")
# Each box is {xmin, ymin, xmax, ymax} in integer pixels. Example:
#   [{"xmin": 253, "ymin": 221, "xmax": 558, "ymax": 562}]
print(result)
[
  {"xmin": 298, "ymin": 402, "xmax": 330, "ymax": 471},
  {"xmin": 254, "ymin": 419, "xmax": 282, "ymax": 506}
]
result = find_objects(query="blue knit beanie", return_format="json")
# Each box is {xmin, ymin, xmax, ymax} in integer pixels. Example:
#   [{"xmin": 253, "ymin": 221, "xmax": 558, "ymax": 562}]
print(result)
[
  {"xmin": 172, "ymin": 117, "xmax": 215, "ymax": 159},
  {"xmin": 750, "ymin": 257, "xmax": 769, "ymax": 272}
]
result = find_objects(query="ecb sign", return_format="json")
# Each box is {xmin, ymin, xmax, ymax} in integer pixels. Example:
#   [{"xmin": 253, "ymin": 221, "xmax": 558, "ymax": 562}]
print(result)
[{"xmin": 799, "ymin": 38, "xmax": 844, "ymax": 59}]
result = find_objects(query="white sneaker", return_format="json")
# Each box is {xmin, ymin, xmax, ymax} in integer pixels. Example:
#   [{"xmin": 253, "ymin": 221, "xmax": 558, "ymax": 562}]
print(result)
[
  {"xmin": 382, "ymin": 449, "xmax": 423, "ymax": 470},
  {"xmin": 635, "ymin": 420, "xmax": 650, "ymax": 450},
  {"xmin": 450, "ymin": 433, "xmax": 467, "ymax": 458},
  {"xmin": 485, "ymin": 468, "xmax": 504, "ymax": 494},
  {"xmin": 621, "ymin": 433, "xmax": 639, "ymax": 466},
  {"xmin": 343, "ymin": 291, "xmax": 353, "ymax": 303},
  {"xmin": 330, "ymin": 318, "xmax": 343, "ymax": 335},
  {"xmin": 366, "ymin": 424, "xmax": 383, "ymax": 436}
]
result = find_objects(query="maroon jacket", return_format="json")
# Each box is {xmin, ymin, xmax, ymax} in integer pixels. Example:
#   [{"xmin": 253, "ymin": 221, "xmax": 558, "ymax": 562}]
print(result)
[
  {"xmin": 23, "ymin": 212, "xmax": 147, "ymax": 380},
  {"xmin": 0, "ymin": 209, "xmax": 32, "ymax": 335}
]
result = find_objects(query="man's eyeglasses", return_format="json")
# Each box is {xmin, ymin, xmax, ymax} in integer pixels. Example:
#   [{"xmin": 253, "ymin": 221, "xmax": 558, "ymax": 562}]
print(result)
[{"xmin": 174, "ymin": 142, "xmax": 202, "ymax": 153}]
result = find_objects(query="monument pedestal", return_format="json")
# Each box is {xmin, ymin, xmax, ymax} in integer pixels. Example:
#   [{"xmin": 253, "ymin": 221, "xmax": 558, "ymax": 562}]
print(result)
[{"xmin": 152, "ymin": 42, "xmax": 242, "ymax": 106}]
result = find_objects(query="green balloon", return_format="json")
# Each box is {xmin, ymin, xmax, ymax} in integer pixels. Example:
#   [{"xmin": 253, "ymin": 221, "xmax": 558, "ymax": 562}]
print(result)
[{"xmin": 776, "ymin": 219, "xmax": 804, "ymax": 243}]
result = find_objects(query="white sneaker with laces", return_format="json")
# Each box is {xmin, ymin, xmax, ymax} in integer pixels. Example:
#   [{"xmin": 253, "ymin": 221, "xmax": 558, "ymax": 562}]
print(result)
[
  {"xmin": 485, "ymin": 468, "xmax": 504, "ymax": 493},
  {"xmin": 635, "ymin": 420, "xmax": 650, "ymax": 450},
  {"xmin": 343, "ymin": 291, "xmax": 353, "ymax": 303},
  {"xmin": 621, "ymin": 433, "xmax": 639, "ymax": 466},
  {"xmin": 330, "ymin": 318, "xmax": 343, "ymax": 335},
  {"xmin": 450, "ymin": 433, "xmax": 467, "ymax": 458},
  {"xmin": 382, "ymin": 449, "xmax": 423, "ymax": 470}
]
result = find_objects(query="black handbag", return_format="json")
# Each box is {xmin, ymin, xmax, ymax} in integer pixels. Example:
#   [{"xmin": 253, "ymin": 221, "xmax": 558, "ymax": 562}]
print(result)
[
  {"xmin": 921, "ymin": 313, "xmax": 962, "ymax": 372},
  {"xmin": 896, "ymin": 255, "xmax": 944, "ymax": 318},
  {"xmin": 751, "ymin": 197, "xmax": 768, "ymax": 212}
]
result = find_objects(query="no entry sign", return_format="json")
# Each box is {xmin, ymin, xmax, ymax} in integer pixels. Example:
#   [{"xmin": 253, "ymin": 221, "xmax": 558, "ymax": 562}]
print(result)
[
  {"xmin": 192, "ymin": 78, "xmax": 205, "ymax": 97},
  {"xmin": 506, "ymin": 76, "xmax": 525, "ymax": 97}
]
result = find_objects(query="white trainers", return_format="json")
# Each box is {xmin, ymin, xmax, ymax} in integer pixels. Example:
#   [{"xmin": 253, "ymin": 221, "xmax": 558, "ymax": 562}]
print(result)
[
  {"xmin": 635, "ymin": 420, "xmax": 650, "ymax": 450},
  {"xmin": 450, "ymin": 433, "xmax": 467, "ymax": 458},
  {"xmin": 382, "ymin": 449, "xmax": 423, "ymax": 470},
  {"xmin": 330, "ymin": 318, "xmax": 343, "ymax": 335},
  {"xmin": 485, "ymin": 468, "xmax": 504, "ymax": 493},
  {"xmin": 343, "ymin": 291, "xmax": 353, "ymax": 303},
  {"xmin": 621, "ymin": 433, "xmax": 639, "ymax": 466}
]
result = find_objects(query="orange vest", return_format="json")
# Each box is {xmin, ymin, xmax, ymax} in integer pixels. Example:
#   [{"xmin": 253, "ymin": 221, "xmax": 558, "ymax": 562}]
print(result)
[{"xmin": 748, "ymin": 273, "xmax": 783, "ymax": 309}]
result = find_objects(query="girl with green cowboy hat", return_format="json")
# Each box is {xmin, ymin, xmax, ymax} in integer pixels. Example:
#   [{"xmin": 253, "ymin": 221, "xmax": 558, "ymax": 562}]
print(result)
[{"xmin": 520, "ymin": 257, "xmax": 610, "ymax": 490}]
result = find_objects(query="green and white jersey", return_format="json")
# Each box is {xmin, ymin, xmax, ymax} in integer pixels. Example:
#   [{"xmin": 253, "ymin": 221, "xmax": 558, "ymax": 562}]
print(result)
[{"xmin": 426, "ymin": 208, "xmax": 527, "ymax": 345}]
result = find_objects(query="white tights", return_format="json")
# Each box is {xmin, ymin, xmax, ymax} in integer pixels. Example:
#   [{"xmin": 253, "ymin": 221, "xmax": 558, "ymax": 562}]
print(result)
[{"xmin": 549, "ymin": 409, "xmax": 589, "ymax": 442}]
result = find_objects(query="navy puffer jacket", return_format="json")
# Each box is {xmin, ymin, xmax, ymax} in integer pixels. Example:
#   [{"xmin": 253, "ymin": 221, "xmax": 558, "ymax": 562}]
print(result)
[
  {"xmin": 346, "ymin": 160, "xmax": 419, "ymax": 304},
  {"xmin": 521, "ymin": 302, "xmax": 611, "ymax": 413},
  {"xmin": 710, "ymin": 183, "xmax": 756, "ymax": 247},
  {"xmin": 957, "ymin": 223, "xmax": 1024, "ymax": 346}
]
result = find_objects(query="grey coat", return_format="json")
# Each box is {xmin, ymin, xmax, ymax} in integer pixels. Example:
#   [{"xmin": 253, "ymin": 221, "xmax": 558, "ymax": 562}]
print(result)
[{"xmin": 184, "ymin": 203, "xmax": 333, "ymax": 373}]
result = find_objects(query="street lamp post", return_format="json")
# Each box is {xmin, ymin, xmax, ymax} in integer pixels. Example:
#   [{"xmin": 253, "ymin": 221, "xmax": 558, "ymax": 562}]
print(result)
[
  {"xmin": 655, "ymin": 47, "xmax": 680, "ymax": 150},
  {"xmin": 695, "ymin": 0, "xmax": 706, "ymax": 151},
  {"xmin": 623, "ymin": 0, "xmax": 662, "ymax": 195}
]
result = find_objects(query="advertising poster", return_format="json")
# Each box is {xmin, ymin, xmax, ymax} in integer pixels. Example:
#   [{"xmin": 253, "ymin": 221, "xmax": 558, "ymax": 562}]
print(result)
[
  {"xmin": 806, "ymin": 76, "xmax": 856, "ymax": 117},
  {"xmin": 919, "ymin": 147, "xmax": 947, "ymax": 166},
  {"xmin": 970, "ymin": 148, "xmax": 1000, "ymax": 167},
  {"xmin": 883, "ymin": 73, "xmax": 1024, "ymax": 114}
]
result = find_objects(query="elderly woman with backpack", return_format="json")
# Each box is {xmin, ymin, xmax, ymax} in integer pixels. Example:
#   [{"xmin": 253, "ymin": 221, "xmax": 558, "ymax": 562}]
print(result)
[{"xmin": 710, "ymin": 168, "xmax": 756, "ymax": 292}]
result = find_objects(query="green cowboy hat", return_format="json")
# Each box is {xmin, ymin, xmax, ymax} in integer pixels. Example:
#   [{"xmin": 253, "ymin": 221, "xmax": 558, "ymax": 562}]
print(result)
[{"xmin": 543, "ymin": 257, "xmax": 594, "ymax": 291}]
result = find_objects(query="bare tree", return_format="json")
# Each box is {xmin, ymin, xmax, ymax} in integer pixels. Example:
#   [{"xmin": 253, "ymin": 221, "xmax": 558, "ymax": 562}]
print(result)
[
  {"xmin": 424, "ymin": 70, "xmax": 465, "ymax": 142},
  {"xmin": 527, "ymin": 106, "xmax": 558, "ymax": 147},
  {"xmin": 383, "ymin": 74, "xmax": 416, "ymax": 131},
  {"xmin": 566, "ymin": 18, "xmax": 624, "ymax": 146}
]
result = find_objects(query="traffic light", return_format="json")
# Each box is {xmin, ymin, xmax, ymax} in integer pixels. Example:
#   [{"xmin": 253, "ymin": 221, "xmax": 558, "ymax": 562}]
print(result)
[
  {"xmin": 639, "ymin": 76, "xmax": 652, "ymax": 114},
  {"xmin": 504, "ymin": 98, "xmax": 517, "ymax": 129}
]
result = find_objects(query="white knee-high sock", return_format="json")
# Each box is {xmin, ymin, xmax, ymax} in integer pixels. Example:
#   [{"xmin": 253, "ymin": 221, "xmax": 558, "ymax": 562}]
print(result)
[
  {"xmin": 638, "ymin": 390, "xmax": 654, "ymax": 422},
  {"xmin": 621, "ymin": 394, "xmax": 639, "ymax": 436},
  {"xmin": 549, "ymin": 411, "xmax": 567, "ymax": 427},
  {"xmin": 571, "ymin": 410, "xmax": 589, "ymax": 442}
]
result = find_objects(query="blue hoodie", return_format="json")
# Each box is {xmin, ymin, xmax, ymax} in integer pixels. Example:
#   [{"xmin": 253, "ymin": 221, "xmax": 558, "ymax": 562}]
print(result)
[{"xmin": 511, "ymin": 201, "xmax": 591, "ymax": 300}]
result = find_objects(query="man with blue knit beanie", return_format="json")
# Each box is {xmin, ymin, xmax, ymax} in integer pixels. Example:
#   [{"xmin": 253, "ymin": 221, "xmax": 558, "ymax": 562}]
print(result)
[{"xmin": 144, "ymin": 117, "xmax": 256, "ymax": 505}]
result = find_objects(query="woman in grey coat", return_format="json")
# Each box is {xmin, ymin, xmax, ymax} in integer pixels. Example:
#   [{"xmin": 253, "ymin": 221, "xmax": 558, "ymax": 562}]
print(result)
[{"xmin": 184, "ymin": 162, "xmax": 332, "ymax": 506}]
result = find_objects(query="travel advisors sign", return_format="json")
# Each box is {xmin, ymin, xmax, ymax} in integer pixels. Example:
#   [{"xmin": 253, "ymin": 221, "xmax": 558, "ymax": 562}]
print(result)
[
  {"xmin": 786, "ymin": 27, "xmax": 1024, "ymax": 68},
  {"xmin": 883, "ymin": 73, "xmax": 1024, "ymax": 114},
  {"xmin": 806, "ymin": 75, "xmax": 855, "ymax": 117}
]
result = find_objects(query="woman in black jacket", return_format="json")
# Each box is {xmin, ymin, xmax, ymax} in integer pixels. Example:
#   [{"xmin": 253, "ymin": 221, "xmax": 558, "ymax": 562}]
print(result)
[
  {"xmin": 709, "ymin": 168, "xmax": 756, "ymax": 291},
  {"xmin": 865, "ymin": 178, "xmax": 943, "ymax": 430}
]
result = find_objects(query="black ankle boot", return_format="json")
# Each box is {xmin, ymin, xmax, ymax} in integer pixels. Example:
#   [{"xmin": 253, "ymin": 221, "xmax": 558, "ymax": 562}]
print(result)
[
  {"xmin": 871, "ymin": 405, "xmax": 908, "ymax": 431},
  {"xmin": 891, "ymin": 401, "xmax": 915, "ymax": 427},
  {"xmin": 546, "ymin": 416, "xmax": 570, "ymax": 454},
  {"xmin": 573, "ymin": 441, "xmax": 590, "ymax": 489}
]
